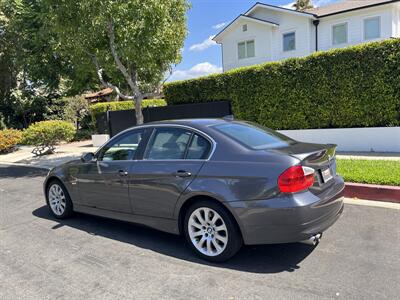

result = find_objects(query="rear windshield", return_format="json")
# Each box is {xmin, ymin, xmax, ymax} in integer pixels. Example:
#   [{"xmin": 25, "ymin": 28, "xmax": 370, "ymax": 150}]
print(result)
[{"xmin": 212, "ymin": 122, "xmax": 295, "ymax": 150}]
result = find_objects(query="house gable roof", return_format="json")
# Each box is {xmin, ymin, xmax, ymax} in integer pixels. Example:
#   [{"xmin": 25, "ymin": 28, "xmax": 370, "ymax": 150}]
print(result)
[
  {"xmin": 245, "ymin": 2, "xmax": 318, "ymax": 18},
  {"xmin": 213, "ymin": 15, "xmax": 279, "ymax": 43},
  {"xmin": 306, "ymin": 0, "xmax": 399, "ymax": 18},
  {"xmin": 213, "ymin": 0, "xmax": 400, "ymax": 44}
]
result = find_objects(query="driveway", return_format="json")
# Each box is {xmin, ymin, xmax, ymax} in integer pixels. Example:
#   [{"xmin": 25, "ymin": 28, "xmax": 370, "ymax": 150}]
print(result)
[{"xmin": 0, "ymin": 165, "xmax": 399, "ymax": 300}]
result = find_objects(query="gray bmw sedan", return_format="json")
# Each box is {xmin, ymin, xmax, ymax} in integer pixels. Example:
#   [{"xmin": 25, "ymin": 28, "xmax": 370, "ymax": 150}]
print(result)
[{"xmin": 44, "ymin": 119, "xmax": 344, "ymax": 262}]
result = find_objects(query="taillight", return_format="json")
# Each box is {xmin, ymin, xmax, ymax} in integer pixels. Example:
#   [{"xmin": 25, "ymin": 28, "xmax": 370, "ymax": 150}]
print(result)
[{"xmin": 278, "ymin": 166, "xmax": 315, "ymax": 193}]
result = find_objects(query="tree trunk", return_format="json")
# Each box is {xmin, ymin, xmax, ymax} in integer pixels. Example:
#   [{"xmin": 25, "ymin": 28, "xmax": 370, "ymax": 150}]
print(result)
[
  {"xmin": 135, "ymin": 94, "xmax": 144, "ymax": 125},
  {"xmin": 22, "ymin": 113, "xmax": 28, "ymax": 128}
]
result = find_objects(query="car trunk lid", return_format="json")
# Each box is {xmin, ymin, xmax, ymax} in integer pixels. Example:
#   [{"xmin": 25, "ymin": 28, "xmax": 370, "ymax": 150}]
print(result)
[{"xmin": 268, "ymin": 142, "xmax": 337, "ymax": 193}]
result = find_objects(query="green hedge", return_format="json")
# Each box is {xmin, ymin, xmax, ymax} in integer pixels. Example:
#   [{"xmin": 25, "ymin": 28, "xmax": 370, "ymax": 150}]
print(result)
[
  {"xmin": 22, "ymin": 120, "xmax": 76, "ymax": 146},
  {"xmin": 164, "ymin": 39, "xmax": 400, "ymax": 129},
  {"xmin": 0, "ymin": 129, "xmax": 23, "ymax": 153},
  {"xmin": 89, "ymin": 99, "xmax": 167, "ymax": 125}
]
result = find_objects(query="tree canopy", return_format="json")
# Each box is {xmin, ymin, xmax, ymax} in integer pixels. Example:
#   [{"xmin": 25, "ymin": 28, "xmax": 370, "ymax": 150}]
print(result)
[
  {"xmin": 0, "ymin": 0, "xmax": 99, "ymax": 128},
  {"xmin": 44, "ymin": 0, "xmax": 189, "ymax": 124},
  {"xmin": 0, "ymin": 0, "xmax": 189, "ymax": 127},
  {"xmin": 292, "ymin": 0, "xmax": 314, "ymax": 11}
]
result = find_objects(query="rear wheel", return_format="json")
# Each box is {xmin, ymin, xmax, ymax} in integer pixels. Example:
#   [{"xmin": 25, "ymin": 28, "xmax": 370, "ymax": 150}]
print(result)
[
  {"xmin": 183, "ymin": 200, "xmax": 242, "ymax": 262},
  {"xmin": 46, "ymin": 180, "xmax": 73, "ymax": 219}
]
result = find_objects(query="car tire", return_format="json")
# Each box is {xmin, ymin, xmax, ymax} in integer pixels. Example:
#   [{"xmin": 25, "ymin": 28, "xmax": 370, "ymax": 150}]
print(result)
[
  {"xmin": 183, "ymin": 200, "xmax": 243, "ymax": 262},
  {"xmin": 46, "ymin": 180, "xmax": 73, "ymax": 219}
]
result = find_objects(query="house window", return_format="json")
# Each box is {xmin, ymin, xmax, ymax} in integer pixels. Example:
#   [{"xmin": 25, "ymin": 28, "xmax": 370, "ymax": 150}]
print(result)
[
  {"xmin": 364, "ymin": 17, "xmax": 381, "ymax": 40},
  {"xmin": 238, "ymin": 40, "xmax": 255, "ymax": 59},
  {"xmin": 242, "ymin": 24, "xmax": 248, "ymax": 32},
  {"xmin": 332, "ymin": 23, "xmax": 348, "ymax": 45},
  {"xmin": 283, "ymin": 32, "xmax": 296, "ymax": 51}
]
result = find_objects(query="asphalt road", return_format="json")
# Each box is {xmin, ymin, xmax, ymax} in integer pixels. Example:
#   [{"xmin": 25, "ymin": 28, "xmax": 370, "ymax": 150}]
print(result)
[{"xmin": 0, "ymin": 164, "xmax": 399, "ymax": 300}]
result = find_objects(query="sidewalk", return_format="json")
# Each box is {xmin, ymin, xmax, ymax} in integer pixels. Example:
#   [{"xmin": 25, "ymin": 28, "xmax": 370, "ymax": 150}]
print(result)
[
  {"xmin": 337, "ymin": 152, "xmax": 400, "ymax": 160},
  {"xmin": 0, "ymin": 140, "xmax": 98, "ymax": 169}
]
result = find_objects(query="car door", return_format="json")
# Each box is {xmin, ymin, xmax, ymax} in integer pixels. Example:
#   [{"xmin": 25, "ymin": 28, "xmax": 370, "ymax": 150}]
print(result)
[
  {"xmin": 128, "ymin": 126, "xmax": 213, "ymax": 219},
  {"xmin": 77, "ymin": 128, "xmax": 148, "ymax": 213}
]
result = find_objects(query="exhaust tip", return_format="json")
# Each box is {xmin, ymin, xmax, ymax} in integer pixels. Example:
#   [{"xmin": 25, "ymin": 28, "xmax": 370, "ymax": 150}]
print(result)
[{"xmin": 301, "ymin": 233, "xmax": 322, "ymax": 246}]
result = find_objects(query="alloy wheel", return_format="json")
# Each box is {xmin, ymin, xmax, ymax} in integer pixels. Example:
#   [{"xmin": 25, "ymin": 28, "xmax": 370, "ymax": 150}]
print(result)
[
  {"xmin": 188, "ymin": 207, "xmax": 228, "ymax": 257},
  {"xmin": 48, "ymin": 184, "xmax": 66, "ymax": 216}
]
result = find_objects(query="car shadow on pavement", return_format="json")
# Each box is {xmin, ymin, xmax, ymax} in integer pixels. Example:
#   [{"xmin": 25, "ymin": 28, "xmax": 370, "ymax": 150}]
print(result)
[
  {"xmin": 32, "ymin": 205, "xmax": 315, "ymax": 274},
  {"xmin": 0, "ymin": 165, "xmax": 49, "ymax": 178}
]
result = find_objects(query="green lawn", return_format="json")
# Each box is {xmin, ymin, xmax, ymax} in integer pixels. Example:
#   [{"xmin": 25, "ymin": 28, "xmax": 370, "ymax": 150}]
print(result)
[{"xmin": 336, "ymin": 159, "xmax": 400, "ymax": 186}]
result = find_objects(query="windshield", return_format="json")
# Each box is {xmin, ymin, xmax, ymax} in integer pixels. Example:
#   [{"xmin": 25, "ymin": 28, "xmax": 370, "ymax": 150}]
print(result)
[{"xmin": 212, "ymin": 122, "xmax": 295, "ymax": 150}]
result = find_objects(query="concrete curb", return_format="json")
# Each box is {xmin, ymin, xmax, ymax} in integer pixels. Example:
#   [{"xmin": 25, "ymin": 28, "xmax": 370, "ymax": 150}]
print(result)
[
  {"xmin": 344, "ymin": 183, "xmax": 400, "ymax": 203},
  {"xmin": 343, "ymin": 198, "xmax": 400, "ymax": 210}
]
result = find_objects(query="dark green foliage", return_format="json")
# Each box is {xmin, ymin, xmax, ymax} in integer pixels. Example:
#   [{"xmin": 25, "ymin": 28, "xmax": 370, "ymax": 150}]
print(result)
[
  {"xmin": 164, "ymin": 40, "xmax": 400, "ymax": 130},
  {"xmin": 89, "ymin": 99, "xmax": 167, "ymax": 125},
  {"xmin": 73, "ymin": 129, "xmax": 93, "ymax": 141}
]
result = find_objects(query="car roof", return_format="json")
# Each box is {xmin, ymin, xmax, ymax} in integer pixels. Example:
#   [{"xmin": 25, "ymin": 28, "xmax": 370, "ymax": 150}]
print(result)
[{"xmin": 143, "ymin": 118, "xmax": 232, "ymax": 130}]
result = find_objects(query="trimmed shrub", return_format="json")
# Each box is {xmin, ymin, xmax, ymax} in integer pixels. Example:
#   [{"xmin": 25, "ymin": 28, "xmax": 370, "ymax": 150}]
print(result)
[
  {"xmin": 73, "ymin": 128, "xmax": 93, "ymax": 141},
  {"xmin": 0, "ymin": 129, "xmax": 23, "ymax": 153},
  {"xmin": 164, "ymin": 39, "xmax": 400, "ymax": 130},
  {"xmin": 89, "ymin": 99, "xmax": 167, "ymax": 125},
  {"xmin": 22, "ymin": 120, "xmax": 76, "ymax": 147}
]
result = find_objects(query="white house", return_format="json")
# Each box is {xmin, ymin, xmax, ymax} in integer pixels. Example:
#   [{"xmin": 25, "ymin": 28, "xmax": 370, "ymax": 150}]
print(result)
[{"xmin": 213, "ymin": 0, "xmax": 400, "ymax": 71}]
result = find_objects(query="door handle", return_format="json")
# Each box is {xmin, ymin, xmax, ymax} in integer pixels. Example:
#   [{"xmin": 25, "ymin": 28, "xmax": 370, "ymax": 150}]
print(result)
[
  {"xmin": 173, "ymin": 170, "xmax": 192, "ymax": 178},
  {"xmin": 118, "ymin": 170, "xmax": 128, "ymax": 177}
]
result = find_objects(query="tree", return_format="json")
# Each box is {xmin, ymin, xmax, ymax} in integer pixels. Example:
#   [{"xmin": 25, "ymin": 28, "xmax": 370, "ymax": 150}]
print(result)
[
  {"xmin": 44, "ymin": 0, "xmax": 189, "ymax": 125},
  {"xmin": 0, "ymin": 0, "xmax": 100, "ymax": 128},
  {"xmin": 292, "ymin": 0, "xmax": 314, "ymax": 11},
  {"xmin": 47, "ymin": 96, "xmax": 89, "ymax": 130}
]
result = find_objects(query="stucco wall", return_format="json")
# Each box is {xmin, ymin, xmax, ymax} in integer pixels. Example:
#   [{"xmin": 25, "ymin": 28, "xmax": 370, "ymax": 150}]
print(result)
[{"xmin": 279, "ymin": 127, "xmax": 400, "ymax": 152}]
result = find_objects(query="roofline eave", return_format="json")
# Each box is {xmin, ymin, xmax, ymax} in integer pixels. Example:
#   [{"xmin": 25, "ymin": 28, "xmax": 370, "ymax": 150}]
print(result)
[
  {"xmin": 213, "ymin": 14, "xmax": 279, "ymax": 43},
  {"xmin": 245, "ymin": 2, "xmax": 318, "ymax": 19}
]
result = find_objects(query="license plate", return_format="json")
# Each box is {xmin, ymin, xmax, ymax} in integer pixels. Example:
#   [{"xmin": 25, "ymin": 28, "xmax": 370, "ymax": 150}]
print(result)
[{"xmin": 322, "ymin": 168, "xmax": 333, "ymax": 183}]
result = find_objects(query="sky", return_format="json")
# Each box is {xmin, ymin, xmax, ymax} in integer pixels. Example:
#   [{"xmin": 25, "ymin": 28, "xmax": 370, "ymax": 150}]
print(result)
[{"xmin": 168, "ymin": 0, "xmax": 340, "ymax": 82}]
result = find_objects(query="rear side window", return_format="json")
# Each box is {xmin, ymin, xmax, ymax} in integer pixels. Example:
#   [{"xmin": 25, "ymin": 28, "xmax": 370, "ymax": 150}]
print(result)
[
  {"xmin": 145, "ymin": 128, "xmax": 191, "ymax": 160},
  {"xmin": 186, "ymin": 134, "xmax": 211, "ymax": 159},
  {"xmin": 213, "ymin": 122, "xmax": 294, "ymax": 150}
]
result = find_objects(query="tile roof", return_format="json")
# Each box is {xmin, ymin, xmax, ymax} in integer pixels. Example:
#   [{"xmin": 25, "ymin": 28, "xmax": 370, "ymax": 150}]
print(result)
[
  {"xmin": 305, "ymin": 0, "xmax": 398, "ymax": 17},
  {"xmin": 84, "ymin": 87, "xmax": 113, "ymax": 99}
]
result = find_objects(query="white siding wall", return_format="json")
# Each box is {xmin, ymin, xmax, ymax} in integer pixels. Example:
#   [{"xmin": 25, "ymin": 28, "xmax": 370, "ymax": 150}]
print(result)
[
  {"xmin": 392, "ymin": 2, "xmax": 400, "ymax": 37},
  {"xmin": 221, "ymin": 20, "xmax": 273, "ymax": 71},
  {"xmin": 221, "ymin": 7, "xmax": 313, "ymax": 71},
  {"xmin": 219, "ymin": 4, "xmax": 398, "ymax": 71},
  {"xmin": 318, "ymin": 5, "xmax": 395, "ymax": 51}
]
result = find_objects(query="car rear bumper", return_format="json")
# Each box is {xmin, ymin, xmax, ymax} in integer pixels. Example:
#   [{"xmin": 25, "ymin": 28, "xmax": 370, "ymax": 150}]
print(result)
[{"xmin": 225, "ymin": 176, "xmax": 345, "ymax": 245}]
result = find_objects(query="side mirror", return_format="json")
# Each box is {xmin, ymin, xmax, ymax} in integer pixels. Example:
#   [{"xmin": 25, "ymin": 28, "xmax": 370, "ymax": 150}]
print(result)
[{"xmin": 81, "ymin": 152, "xmax": 96, "ymax": 163}]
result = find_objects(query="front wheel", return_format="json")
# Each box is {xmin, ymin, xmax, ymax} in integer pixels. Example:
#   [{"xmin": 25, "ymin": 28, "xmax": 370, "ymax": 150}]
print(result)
[
  {"xmin": 46, "ymin": 180, "xmax": 73, "ymax": 219},
  {"xmin": 183, "ymin": 200, "xmax": 242, "ymax": 262}
]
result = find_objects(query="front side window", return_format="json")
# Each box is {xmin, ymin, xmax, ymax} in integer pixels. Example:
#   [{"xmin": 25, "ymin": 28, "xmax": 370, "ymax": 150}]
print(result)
[
  {"xmin": 213, "ymin": 122, "xmax": 294, "ymax": 150},
  {"xmin": 332, "ymin": 23, "xmax": 348, "ymax": 45},
  {"xmin": 283, "ymin": 32, "xmax": 296, "ymax": 51},
  {"xmin": 364, "ymin": 17, "xmax": 381, "ymax": 40},
  {"xmin": 145, "ymin": 128, "xmax": 192, "ymax": 160},
  {"xmin": 238, "ymin": 40, "xmax": 255, "ymax": 59},
  {"xmin": 99, "ymin": 129, "xmax": 144, "ymax": 161}
]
